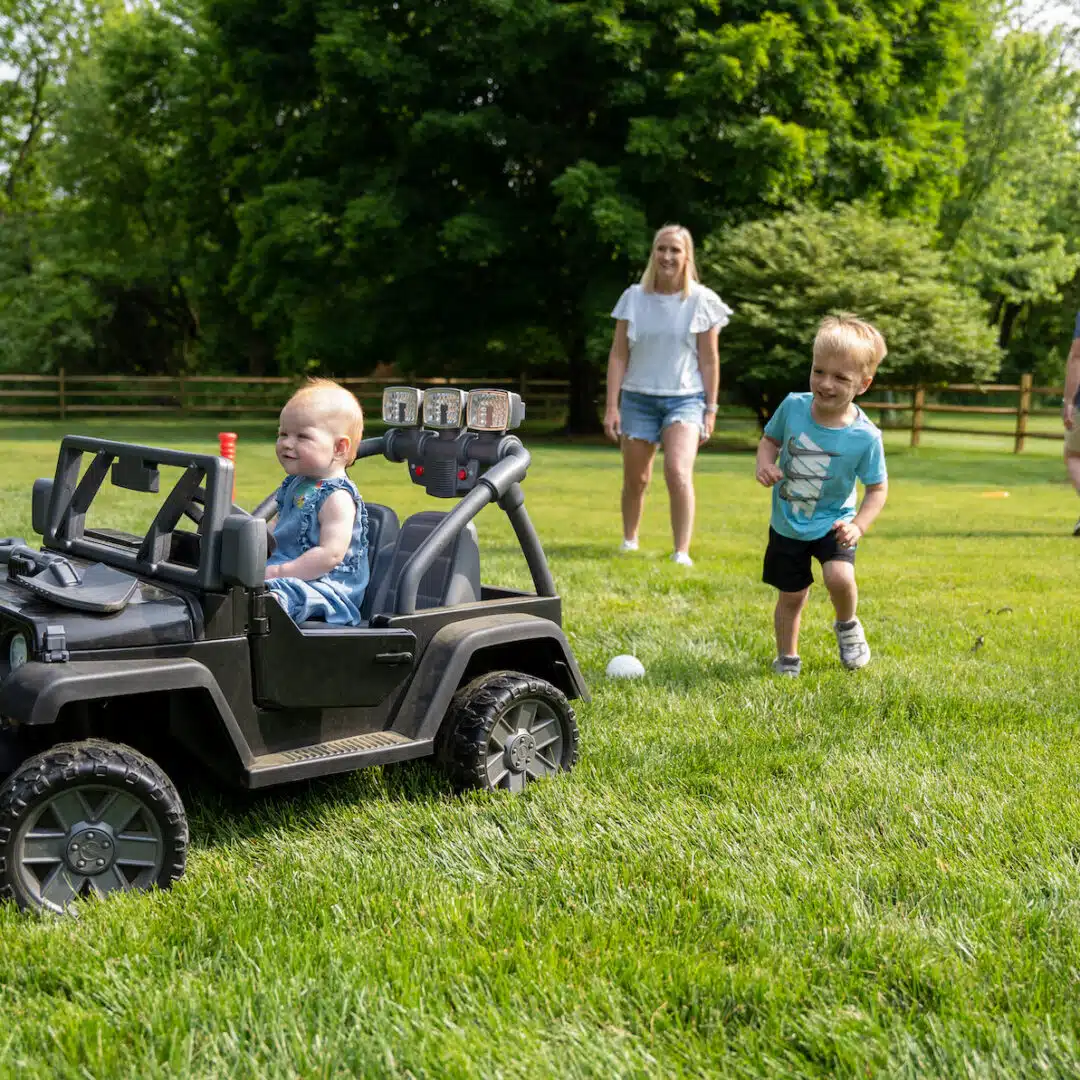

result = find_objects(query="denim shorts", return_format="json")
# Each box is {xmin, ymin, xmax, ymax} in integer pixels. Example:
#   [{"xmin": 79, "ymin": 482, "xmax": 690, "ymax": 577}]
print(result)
[{"xmin": 620, "ymin": 390, "xmax": 705, "ymax": 444}]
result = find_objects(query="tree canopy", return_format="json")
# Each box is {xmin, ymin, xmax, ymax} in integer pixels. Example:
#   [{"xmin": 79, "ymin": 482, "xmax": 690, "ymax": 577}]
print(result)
[
  {"xmin": 10, "ymin": 0, "xmax": 1080, "ymax": 431},
  {"xmin": 701, "ymin": 204, "xmax": 1001, "ymax": 421}
]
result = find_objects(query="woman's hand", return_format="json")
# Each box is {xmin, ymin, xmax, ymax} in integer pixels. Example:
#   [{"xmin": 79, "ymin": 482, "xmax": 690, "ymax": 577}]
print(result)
[
  {"xmin": 700, "ymin": 411, "xmax": 716, "ymax": 443},
  {"xmin": 603, "ymin": 407, "xmax": 621, "ymax": 443}
]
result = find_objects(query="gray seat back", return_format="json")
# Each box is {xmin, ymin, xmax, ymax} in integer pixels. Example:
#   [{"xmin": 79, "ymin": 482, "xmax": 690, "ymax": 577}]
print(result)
[
  {"xmin": 367, "ymin": 510, "xmax": 480, "ymax": 616},
  {"xmin": 360, "ymin": 503, "xmax": 400, "ymax": 621}
]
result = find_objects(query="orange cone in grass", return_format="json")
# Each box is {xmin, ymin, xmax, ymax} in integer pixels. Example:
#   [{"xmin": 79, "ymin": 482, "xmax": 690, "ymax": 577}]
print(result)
[{"xmin": 218, "ymin": 431, "xmax": 237, "ymax": 500}]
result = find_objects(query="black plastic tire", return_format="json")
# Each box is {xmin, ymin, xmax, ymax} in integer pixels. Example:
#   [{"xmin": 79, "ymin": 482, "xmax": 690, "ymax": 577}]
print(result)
[
  {"xmin": 438, "ymin": 671, "xmax": 579, "ymax": 793},
  {"xmin": 0, "ymin": 740, "xmax": 188, "ymax": 914}
]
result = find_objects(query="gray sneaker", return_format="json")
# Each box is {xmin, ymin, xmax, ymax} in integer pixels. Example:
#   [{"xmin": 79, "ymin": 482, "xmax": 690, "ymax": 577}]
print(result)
[
  {"xmin": 1073, "ymin": 516, "xmax": 1080, "ymax": 537},
  {"xmin": 834, "ymin": 618, "xmax": 871, "ymax": 669},
  {"xmin": 771, "ymin": 655, "xmax": 801, "ymax": 677}
]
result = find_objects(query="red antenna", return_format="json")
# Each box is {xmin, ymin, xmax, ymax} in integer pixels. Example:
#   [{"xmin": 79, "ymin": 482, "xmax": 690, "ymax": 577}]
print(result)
[{"xmin": 218, "ymin": 431, "xmax": 238, "ymax": 500}]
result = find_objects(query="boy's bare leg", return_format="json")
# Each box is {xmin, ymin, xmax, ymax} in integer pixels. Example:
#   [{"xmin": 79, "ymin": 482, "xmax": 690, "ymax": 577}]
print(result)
[
  {"xmin": 620, "ymin": 437, "xmax": 657, "ymax": 544},
  {"xmin": 822, "ymin": 560, "xmax": 857, "ymax": 623},
  {"xmin": 661, "ymin": 421, "xmax": 700, "ymax": 555},
  {"xmin": 775, "ymin": 587, "xmax": 809, "ymax": 656}
]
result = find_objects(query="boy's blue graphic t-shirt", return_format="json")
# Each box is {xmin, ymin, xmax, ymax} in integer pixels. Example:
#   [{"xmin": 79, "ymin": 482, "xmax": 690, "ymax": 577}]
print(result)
[{"xmin": 764, "ymin": 392, "xmax": 887, "ymax": 541}]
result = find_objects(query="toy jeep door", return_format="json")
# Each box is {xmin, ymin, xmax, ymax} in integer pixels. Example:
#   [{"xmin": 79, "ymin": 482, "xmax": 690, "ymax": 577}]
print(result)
[{"xmin": 250, "ymin": 595, "xmax": 416, "ymax": 709}]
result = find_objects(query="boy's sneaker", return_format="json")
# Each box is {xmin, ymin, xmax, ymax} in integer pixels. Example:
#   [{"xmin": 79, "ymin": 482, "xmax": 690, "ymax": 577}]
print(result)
[
  {"xmin": 1073, "ymin": 516, "xmax": 1080, "ymax": 537},
  {"xmin": 671, "ymin": 551, "xmax": 693, "ymax": 566},
  {"xmin": 771, "ymin": 655, "xmax": 801, "ymax": 677},
  {"xmin": 619, "ymin": 538, "xmax": 639, "ymax": 552},
  {"xmin": 834, "ymin": 618, "xmax": 871, "ymax": 669}
]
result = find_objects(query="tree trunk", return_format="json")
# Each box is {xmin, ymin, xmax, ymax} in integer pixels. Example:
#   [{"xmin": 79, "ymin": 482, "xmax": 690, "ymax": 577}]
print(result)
[
  {"xmin": 565, "ymin": 346, "xmax": 603, "ymax": 434},
  {"xmin": 999, "ymin": 302, "xmax": 1021, "ymax": 349}
]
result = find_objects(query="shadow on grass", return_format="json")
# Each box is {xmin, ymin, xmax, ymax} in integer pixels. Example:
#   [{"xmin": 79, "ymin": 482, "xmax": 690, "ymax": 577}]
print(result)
[{"xmin": 181, "ymin": 758, "xmax": 455, "ymax": 847}]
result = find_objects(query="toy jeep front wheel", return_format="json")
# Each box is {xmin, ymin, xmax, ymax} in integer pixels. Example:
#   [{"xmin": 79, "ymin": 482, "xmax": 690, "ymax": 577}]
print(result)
[
  {"xmin": 439, "ymin": 671, "xmax": 579, "ymax": 793},
  {"xmin": 0, "ymin": 740, "xmax": 188, "ymax": 914}
]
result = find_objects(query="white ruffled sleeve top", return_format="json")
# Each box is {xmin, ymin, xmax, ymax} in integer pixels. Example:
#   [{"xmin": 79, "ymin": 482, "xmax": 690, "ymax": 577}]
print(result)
[{"xmin": 611, "ymin": 282, "xmax": 732, "ymax": 396}]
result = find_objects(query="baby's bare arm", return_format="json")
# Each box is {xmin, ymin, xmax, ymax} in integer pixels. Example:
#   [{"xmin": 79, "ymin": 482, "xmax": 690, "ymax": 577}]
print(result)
[{"xmin": 265, "ymin": 489, "xmax": 356, "ymax": 580}]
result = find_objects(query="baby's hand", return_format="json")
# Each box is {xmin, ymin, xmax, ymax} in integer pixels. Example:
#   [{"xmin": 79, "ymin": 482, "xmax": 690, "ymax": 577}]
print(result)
[
  {"xmin": 756, "ymin": 463, "xmax": 783, "ymax": 487},
  {"xmin": 265, "ymin": 564, "xmax": 282, "ymax": 580},
  {"xmin": 832, "ymin": 520, "xmax": 863, "ymax": 548}
]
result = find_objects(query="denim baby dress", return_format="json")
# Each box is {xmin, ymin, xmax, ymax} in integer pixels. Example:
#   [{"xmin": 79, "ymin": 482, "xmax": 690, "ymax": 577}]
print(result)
[{"xmin": 265, "ymin": 475, "xmax": 369, "ymax": 625}]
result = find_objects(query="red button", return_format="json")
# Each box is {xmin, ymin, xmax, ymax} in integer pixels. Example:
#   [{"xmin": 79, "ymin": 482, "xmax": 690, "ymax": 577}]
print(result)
[
  {"xmin": 415, "ymin": 466, "xmax": 424, "ymax": 476},
  {"xmin": 458, "ymin": 469, "xmax": 467, "ymax": 480}
]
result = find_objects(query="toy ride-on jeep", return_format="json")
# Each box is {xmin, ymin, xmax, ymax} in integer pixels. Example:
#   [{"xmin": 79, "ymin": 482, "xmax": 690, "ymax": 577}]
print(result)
[{"xmin": 0, "ymin": 386, "xmax": 587, "ymax": 913}]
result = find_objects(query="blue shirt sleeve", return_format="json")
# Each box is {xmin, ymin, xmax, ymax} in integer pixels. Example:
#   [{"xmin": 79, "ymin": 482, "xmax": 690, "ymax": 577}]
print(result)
[
  {"xmin": 763, "ymin": 395, "xmax": 790, "ymax": 442},
  {"xmin": 857, "ymin": 434, "xmax": 887, "ymax": 486},
  {"xmin": 1073, "ymin": 310, "xmax": 1080, "ymax": 339}
]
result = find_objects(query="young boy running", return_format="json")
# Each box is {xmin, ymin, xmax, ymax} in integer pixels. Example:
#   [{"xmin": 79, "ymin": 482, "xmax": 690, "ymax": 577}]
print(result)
[{"xmin": 755, "ymin": 314, "xmax": 889, "ymax": 676}]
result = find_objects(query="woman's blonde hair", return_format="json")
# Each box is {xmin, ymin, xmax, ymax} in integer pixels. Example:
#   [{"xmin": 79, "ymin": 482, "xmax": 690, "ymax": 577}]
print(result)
[
  {"xmin": 639, "ymin": 224, "xmax": 698, "ymax": 299},
  {"xmin": 286, "ymin": 377, "xmax": 365, "ymax": 463}
]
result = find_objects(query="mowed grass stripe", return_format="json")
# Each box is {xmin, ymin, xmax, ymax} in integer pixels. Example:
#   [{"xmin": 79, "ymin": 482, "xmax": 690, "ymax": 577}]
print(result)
[{"xmin": 0, "ymin": 422, "xmax": 1078, "ymax": 1076}]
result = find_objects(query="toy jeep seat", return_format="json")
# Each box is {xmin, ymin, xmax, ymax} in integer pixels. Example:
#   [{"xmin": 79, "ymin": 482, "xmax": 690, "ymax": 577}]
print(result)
[{"xmin": 365, "ymin": 510, "xmax": 480, "ymax": 618}]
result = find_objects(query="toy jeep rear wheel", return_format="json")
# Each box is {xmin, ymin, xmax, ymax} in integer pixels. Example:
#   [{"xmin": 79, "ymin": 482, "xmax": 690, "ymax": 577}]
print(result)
[
  {"xmin": 439, "ymin": 671, "xmax": 579, "ymax": 793},
  {"xmin": 0, "ymin": 740, "xmax": 188, "ymax": 914}
]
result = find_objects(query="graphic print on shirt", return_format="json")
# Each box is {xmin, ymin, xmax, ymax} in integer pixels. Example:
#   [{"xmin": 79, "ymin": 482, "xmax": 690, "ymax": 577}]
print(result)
[{"xmin": 778, "ymin": 433, "xmax": 836, "ymax": 519}]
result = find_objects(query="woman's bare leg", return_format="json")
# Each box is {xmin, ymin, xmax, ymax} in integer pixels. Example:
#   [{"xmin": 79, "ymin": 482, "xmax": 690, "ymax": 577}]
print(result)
[
  {"xmin": 621, "ymin": 437, "xmax": 657, "ymax": 544},
  {"xmin": 661, "ymin": 421, "xmax": 700, "ymax": 555}
]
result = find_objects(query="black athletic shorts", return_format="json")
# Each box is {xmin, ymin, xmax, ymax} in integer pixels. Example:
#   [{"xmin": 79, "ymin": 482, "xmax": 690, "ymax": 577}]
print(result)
[{"xmin": 762, "ymin": 526, "xmax": 856, "ymax": 593}]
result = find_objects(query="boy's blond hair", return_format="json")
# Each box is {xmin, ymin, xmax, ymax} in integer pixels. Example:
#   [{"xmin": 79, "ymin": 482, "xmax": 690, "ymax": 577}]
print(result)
[
  {"xmin": 640, "ymin": 224, "xmax": 699, "ymax": 299},
  {"xmin": 813, "ymin": 314, "xmax": 887, "ymax": 379},
  {"xmin": 287, "ymin": 377, "xmax": 364, "ymax": 462}
]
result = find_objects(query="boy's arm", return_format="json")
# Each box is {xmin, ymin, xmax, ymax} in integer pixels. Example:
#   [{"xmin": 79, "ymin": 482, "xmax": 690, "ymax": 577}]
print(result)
[
  {"xmin": 755, "ymin": 435, "xmax": 783, "ymax": 487},
  {"xmin": 265, "ymin": 489, "xmax": 356, "ymax": 580},
  {"xmin": 833, "ymin": 480, "xmax": 888, "ymax": 547}
]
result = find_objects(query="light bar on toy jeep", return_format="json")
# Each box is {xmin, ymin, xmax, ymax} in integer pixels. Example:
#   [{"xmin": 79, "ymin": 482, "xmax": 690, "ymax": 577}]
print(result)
[
  {"xmin": 422, "ymin": 388, "xmax": 467, "ymax": 430},
  {"xmin": 466, "ymin": 389, "xmax": 524, "ymax": 432},
  {"xmin": 381, "ymin": 386, "xmax": 423, "ymax": 427}
]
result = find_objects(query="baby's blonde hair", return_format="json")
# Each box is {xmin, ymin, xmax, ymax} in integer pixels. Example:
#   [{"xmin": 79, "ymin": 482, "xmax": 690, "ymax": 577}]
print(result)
[
  {"xmin": 813, "ymin": 313, "xmax": 887, "ymax": 378},
  {"xmin": 286, "ymin": 377, "xmax": 364, "ymax": 463},
  {"xmin": 640, "ymin": 224, "xmax": 698, "ymax": 299}
]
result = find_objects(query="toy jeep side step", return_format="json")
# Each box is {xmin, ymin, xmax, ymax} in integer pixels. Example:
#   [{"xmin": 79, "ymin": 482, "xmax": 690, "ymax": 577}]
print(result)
[{"xmin": 247, "ymin": 731, "xmax": 424, "ymax": 787}]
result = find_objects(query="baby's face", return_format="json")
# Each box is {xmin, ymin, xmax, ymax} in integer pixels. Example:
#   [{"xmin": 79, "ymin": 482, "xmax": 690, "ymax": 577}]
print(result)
[{"xmin": 276, "ymin": 400, "xmax": 342, "ymax": 478}]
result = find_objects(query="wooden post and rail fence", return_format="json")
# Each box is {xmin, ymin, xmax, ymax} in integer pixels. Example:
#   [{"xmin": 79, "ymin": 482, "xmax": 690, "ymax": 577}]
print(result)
[{"xmin": 0, "ymin": 370, "xmax": 1064, "ymax": 452}]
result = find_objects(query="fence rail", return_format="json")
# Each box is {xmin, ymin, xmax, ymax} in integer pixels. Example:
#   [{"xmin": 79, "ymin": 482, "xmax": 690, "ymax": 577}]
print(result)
[{"xmin": 0, "ymin": 371, "xmax": 1068, "ymax": 451}]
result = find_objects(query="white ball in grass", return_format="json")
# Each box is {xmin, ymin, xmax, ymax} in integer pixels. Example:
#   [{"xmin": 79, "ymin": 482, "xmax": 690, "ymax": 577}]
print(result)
[{"xmin": 606, "ymin": 654, "xmax": 646, "ymax": 679}]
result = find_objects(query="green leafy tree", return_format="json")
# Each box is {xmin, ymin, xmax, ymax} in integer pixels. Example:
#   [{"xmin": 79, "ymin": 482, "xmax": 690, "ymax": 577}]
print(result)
[
  {"xmin": 939, "ymin": 30, "xmax": 1080, "ymax": 349},
  {"xmin": 206, "ymin": 0, "xmax": 986, "ymax": 428},
  {"xmin": 700, "ymin": 204, "xmax": 1001, "ymax": 422}
]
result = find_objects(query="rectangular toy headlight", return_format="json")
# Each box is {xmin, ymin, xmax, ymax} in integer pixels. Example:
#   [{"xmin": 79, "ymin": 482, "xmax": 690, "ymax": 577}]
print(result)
[
  {"xmin": 422, "ymin": 388, "xmax": 467, "ymax": 430},
  {"xmin": 466, "ymin": 389, "xmax": 525, "ymax": 432},
  {"xmin": 382, "ymin": 386, "xmax": 423, "ymax": 427}
]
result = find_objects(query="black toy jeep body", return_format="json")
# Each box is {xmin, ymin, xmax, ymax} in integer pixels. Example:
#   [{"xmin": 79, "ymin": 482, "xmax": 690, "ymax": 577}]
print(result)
[{"xmin": 0, "ymin": 398, "xmax": 587, "ymax": 913}]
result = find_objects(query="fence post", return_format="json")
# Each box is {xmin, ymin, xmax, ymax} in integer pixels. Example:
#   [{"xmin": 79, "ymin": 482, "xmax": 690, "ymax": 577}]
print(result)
[
  {"xmin": 1014, "ymin": 371, "xmax": 1032, "ymax": 453},
  {"xmin": 179, "ymin": 375, "xmax": 188, "ymax": 414},
  {"xmin": 519, "ymin": 371, "xmax": 528, "ymax": 398},
  {"xmin": 910, "ymin": 386, "xmax": 924, "ymax": 447},
  {"xmin": 58, "ymin": 367, "xmax": 66, "ymax": 420}
]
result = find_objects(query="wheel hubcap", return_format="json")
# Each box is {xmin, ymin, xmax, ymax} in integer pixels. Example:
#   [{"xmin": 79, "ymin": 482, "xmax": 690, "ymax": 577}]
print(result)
[
  {"xmin": 14, "ymin": 784, "xmax": 165, "ymax": 913},
  {"xmin": 503, "ymin": 730, "xmax": 537, "ymax": 773},
  {"xmin": 64, "ymin": 825, "xmax": 116, "ymax": 875},
  {"xmin": 485, "ymin": 697, "xmax": 564, "ymax": 791}
]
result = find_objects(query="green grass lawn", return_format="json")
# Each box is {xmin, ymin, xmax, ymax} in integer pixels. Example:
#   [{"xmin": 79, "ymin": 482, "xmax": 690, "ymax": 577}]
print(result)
[{"xmin": 2, "ymin": 420, "xmax": 1080, "ymax": 1077}]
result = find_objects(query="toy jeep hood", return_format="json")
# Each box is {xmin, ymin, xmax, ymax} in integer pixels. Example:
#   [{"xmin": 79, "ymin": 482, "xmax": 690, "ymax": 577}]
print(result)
[{"xmin": 0, "ymin": 541, "xmax": 193, "ymax": 653}]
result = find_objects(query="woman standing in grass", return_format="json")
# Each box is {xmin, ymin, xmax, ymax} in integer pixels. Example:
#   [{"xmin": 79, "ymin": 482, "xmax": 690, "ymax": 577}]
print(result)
[{"xmin": 603, "ymin": 224, "xmax": 731, "ymax": 566}]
